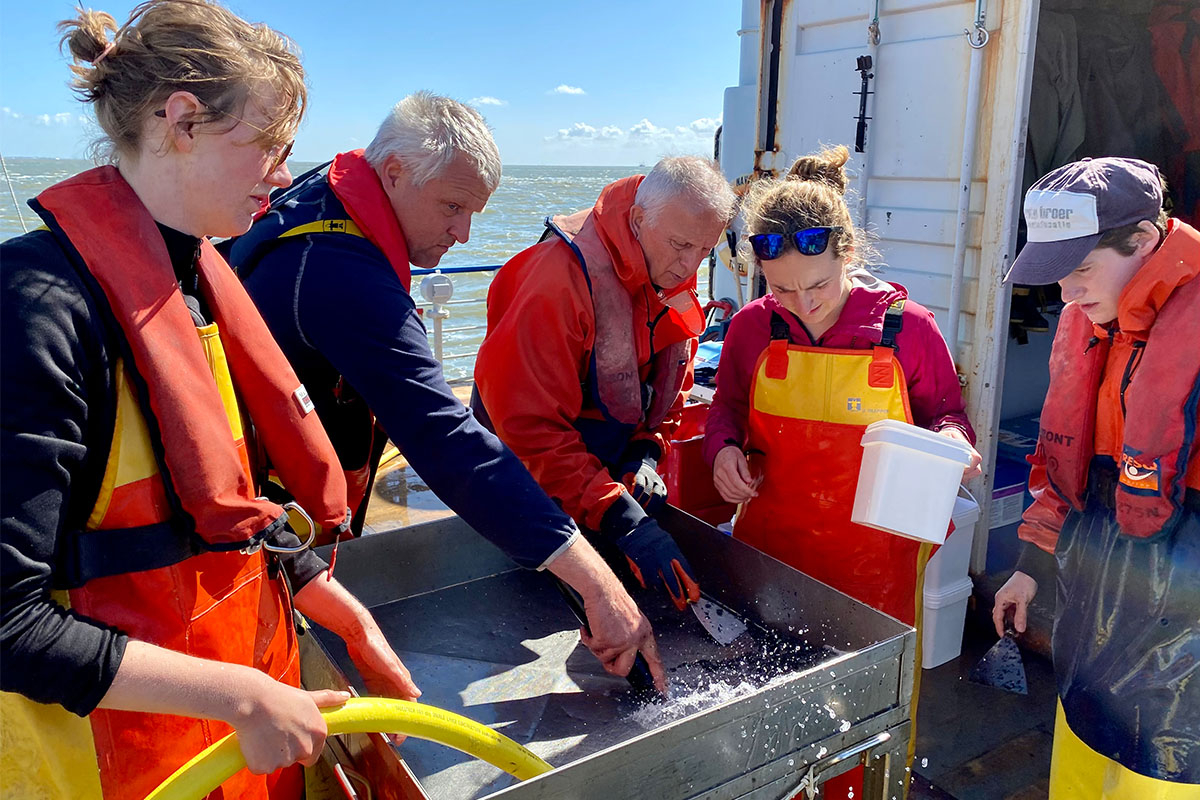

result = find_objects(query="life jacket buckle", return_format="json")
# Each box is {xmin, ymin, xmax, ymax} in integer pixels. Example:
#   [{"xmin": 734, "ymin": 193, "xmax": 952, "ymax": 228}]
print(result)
[{"xmin": 263, "ymin": 502, "xmax": 318, "ymax": 553}]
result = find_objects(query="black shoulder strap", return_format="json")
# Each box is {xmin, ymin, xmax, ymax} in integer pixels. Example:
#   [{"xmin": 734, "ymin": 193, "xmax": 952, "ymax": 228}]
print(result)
[
  {"xmin": 880, "ymin": 298, "xmax": 906, "ymax": 349},
  {"xmin": 769, "ymin": 311, "xmax": 792, "ymax": 343}
]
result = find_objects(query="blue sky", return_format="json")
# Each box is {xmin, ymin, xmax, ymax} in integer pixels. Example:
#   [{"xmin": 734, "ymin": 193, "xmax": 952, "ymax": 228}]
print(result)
[{"xmin": 0, "ymin": 1, "xmax": 741, "ymax": 165}]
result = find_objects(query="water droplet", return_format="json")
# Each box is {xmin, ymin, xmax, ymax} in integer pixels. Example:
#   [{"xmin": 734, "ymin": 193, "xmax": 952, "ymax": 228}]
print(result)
[
  {"xmin": 839, "ymin": 719, "xmax": 852, "ymax": 732},
  {"xmin": 817, "ymin": 746, "xmax": 828, "ymax": 757},
  {"xmin": 741, "ymin": 729, "xmax": 748, "ymax": 738},
  {"xmin": 788, "ymin": 758, "xmax": 795, "ymax": 767},
  {"xmin": 921, "ymin": 757, "xmax": 929, "ymax": 768}
]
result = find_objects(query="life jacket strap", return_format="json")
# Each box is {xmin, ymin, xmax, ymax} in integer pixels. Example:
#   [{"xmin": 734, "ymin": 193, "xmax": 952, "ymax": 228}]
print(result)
[
  {"xmin": 277, "ymin": 219, "xmax": 364, "ymax": 239},
  {"xmin": 62, "ymin": 520, "xmax": 198, "ymax": 589}
]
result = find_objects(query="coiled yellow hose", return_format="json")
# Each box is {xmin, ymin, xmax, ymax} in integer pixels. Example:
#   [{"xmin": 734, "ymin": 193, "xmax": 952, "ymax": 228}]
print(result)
[{"xmin": 144, "ymin": 697, "xmax": 553, "ymax": 800}]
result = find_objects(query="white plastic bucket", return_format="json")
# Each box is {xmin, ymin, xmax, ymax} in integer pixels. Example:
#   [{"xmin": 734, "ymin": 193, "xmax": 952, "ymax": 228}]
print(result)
[
  {"xmin": 922, "ymin": 576, "xmax": 975, "ymax": 669},
  {"xmin": 851, "ymin": 419, "xmax": 974, "ymax": 545},
  {"xmin": 924, "ymin": 493, "xmax": 982, "ymax": 593}
]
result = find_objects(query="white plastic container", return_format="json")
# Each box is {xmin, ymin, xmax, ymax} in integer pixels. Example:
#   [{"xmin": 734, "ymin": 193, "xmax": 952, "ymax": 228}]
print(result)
[
  {"xmin": 922, "ymin": 577, "xmax": 975, "ymax": 669},
  {"xmin": 924, "ymin": 493, "xmax": 982, "ymax": 594},
  {"xmin": 851, "ymin": 419, "xmax": 975, "ymax": 545}
]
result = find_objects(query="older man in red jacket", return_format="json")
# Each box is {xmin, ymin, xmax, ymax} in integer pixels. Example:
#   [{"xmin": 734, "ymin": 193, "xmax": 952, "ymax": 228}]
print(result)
[{"xmin": 473, "ymin": 157, "xmax": 735, "ymax": 611}]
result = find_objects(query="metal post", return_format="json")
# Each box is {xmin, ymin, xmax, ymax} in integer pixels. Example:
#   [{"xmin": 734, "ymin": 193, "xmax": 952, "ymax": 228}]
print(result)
[{"xmin": 419, "ymin": 273, "xmax": 455, "ymax": 366}]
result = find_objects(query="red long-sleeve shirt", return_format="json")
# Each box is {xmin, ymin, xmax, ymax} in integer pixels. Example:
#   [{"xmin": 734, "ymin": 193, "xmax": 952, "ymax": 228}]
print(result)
[{"xmin": 703, "ymin": 276, "xmax": 974, "ymax": 467}]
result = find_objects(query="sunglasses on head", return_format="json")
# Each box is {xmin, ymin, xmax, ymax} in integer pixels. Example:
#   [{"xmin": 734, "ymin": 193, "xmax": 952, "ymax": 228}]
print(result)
[{"xmin": 748, "ymin": 226, "xmax": 844, "ymax": 260}]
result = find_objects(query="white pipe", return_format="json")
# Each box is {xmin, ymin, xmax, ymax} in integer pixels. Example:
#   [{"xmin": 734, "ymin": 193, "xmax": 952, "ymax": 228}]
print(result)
[
  {"xmin": 946, "ymin": 5, "xmax": 990, "ymax": 361},
  {"xmin": 738, "ymin": 0, "xmax": 760, "ymax": 87}
]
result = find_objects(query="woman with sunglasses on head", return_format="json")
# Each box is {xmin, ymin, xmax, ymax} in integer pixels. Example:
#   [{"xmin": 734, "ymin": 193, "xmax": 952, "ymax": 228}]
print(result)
[
  {"xmin": 0, "ymin": 3, "xmax": 418, "ymax": 798},
  {"xmin": 702, "ymin": 145, "xmax": 980, "ymax": 799}
]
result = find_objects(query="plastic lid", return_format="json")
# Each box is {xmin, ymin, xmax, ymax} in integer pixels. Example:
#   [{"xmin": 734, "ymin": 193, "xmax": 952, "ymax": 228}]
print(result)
[
  {"xmin": 859, "ymin": 419, "xmax": 974, "ymax": 465},
  {"xmin": 923, "ymin": 576, "xmax": 975, "ymax": 608}
]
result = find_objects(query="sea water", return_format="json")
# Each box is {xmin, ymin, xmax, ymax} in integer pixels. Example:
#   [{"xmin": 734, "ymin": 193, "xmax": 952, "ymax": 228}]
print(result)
[{"xmin": 1, "ymin": 159, "xmax": 711, "ymax": 381}]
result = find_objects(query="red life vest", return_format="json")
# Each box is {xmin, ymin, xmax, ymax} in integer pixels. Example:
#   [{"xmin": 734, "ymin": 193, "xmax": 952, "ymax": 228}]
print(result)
[
  {"xmin": 328, "ymin": 149, "xmax": 413, "ymax": 292},
  {"xmin": 545, "ymin": 206, "xmax": 693, "ymax": 435},
  {"xmin": 36, "ymin": 166, "xmax": 350, "ymax": 546},
  {"xmin": 14, "ymin": 166, "xmax": 355, "ymax": 800},
  {"xmin": 228, "ymin": 150, "xmax": 411, "ymax": 535},
  {"xmin": 1033, "ymin": 219, "xmax": 1200, "ymax": 538}
]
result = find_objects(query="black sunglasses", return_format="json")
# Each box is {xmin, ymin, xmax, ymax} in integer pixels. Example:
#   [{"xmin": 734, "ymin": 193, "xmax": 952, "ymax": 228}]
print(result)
[{"xmin": 748, "ymin": 226, "xmax": 844, "ymax": 260}]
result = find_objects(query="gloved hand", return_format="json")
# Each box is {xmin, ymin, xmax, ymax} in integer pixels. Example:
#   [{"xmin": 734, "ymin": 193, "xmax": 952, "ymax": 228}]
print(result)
[
  {"xmin": 616, "ymin": 516, "xmax": 701, "ymax": 611},
  {"xmin": 615, "ymin": 441, "xmax": 667, "ymax": 514}
]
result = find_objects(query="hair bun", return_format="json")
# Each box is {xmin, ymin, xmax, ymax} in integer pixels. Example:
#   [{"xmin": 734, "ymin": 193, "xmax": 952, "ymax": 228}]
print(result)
[
  {"xmin": 58, "ymin": 9, "xmax": 118, "ymax": 66},
  {"xmin": 786, "ymin": 145, "xmax": 850, "ymax": 195}
]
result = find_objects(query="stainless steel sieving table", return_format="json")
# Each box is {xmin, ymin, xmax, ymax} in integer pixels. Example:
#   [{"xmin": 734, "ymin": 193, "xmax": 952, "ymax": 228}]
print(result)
[{"xmin": 301, "ymin": 506, "xmax": 916, "ymax": 800}]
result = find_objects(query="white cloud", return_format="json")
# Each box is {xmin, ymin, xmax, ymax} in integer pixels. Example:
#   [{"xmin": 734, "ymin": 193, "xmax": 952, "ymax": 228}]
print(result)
[
  {"xmin": 628, "ymin": 118, "xmax": 671, "ymax": 139},
  {"xmin": 4, "ymin": 108, "xmax": 84, "ymax": 127},
  {"xmin": 544, "ymin": 116, "xmax": 721, "ymax": 151},
  {"xmin": 551, "ymin": 84, "xmax": 586, "ymax": 95},
  {"xmin": 470, "ymin": 96, "xmax": 506, "ymax": 106},
  {"xmin": 554, "ymin": 122, "xmax": 598, "ymax": 139}
]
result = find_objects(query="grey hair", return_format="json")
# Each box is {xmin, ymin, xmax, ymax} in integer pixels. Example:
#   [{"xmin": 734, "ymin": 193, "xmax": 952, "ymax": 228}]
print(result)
[
  {"xmin": 634, "ymin": 156, "xmax": 737, "ymax": 225},
  {"xmin": 363, "ymin": 91, "xmax": 501, "ymax": 191}
]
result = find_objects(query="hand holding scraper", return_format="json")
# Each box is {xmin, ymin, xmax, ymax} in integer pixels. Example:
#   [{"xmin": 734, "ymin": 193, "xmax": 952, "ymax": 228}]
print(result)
[{"xmin": 970, "ymin": 571, "xmax": 1037, "ymax": 694}]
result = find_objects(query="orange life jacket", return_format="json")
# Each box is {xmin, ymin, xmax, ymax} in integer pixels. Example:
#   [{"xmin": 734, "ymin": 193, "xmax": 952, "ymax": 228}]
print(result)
[
  {"xmin": 36, "ymin": 167, "xmax": 350, "ymax": 546},
  {"xmin": 544, "ymin": 208, "xmax": 693, "ymax": 448},
  {"xmin": 1033, "ymin": 219, "xmax": 1200, "ymax": 539},
  {"xmin": 6, "ymin": 166, "xmax": 354, "ymax": 799}
]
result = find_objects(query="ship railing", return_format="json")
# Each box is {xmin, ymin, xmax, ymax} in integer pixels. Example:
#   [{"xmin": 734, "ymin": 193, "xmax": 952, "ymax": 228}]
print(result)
[{"xmin": 411, "ymin": 264, "xmax": 498, "ymax": 369}]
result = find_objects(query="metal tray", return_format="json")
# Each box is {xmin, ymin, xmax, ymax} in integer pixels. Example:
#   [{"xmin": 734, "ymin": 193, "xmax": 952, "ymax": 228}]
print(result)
[{"xmin": 304, "ymin": 507, "xmax": 916, "ymax": 799}]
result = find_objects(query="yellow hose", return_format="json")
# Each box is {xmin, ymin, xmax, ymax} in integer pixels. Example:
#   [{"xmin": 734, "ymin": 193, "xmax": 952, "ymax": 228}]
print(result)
[{"xmin": 144, "ymin": 697, "xmax": 552, "ymax": 800}]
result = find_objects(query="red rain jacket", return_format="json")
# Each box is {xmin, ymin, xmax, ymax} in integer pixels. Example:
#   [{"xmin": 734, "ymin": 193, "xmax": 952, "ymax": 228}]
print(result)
[{"xmin": 475, "ymin": 178, "xmax": 695, "ymax": 530}]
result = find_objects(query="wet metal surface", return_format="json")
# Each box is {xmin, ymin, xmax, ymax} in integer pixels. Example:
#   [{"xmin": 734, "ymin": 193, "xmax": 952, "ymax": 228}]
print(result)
[{"xmin": 311, "ymin": 509, "xmax": 917, "ymax": 799}]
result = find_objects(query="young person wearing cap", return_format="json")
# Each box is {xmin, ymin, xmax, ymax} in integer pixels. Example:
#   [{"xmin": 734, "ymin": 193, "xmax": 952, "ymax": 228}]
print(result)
[{"xmin": 993, "ymin": 157, "xmax": 1200, "ymax": 796}]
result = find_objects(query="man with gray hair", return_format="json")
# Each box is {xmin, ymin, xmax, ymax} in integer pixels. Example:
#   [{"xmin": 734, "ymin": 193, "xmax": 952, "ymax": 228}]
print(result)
[
  {"xmin": 473, "ymin": 157, "xmax": 736, "ymax": 611},
  {"xmin": 228, "ymin": 92, "xmax": 667, "ymax": 690}
]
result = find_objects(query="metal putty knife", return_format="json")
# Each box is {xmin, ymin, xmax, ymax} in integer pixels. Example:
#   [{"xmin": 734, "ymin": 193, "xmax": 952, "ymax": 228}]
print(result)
[
  {"xmin": 968, "ymin": 631, "xmax": 1028, "ymax": 694},
  {"xmin": 691, "ymin": 596, "xmax": 750, "ymax": 646}
]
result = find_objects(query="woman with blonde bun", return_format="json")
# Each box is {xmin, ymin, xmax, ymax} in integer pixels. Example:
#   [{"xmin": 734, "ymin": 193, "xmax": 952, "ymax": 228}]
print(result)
[
  {"xmin": 702, "ymin": 146, "xmax": 980, "ymax": 799},
  {"xmin": 0, "ymin": 3, "xmax": 418, "ymax": 798}
]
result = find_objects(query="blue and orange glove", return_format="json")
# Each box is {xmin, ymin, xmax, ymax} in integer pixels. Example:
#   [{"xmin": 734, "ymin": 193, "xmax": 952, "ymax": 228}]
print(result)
[
  {"xmin": 616, "ymin": 517, "xmax": 701, "ymax": 611},
  {"xmin": 616, "ymin": 441, "xmax": 667, "ymax": 514},
  {"xmin": 601, "ymin": 492, "xmax": 700, "ymax": 610}
]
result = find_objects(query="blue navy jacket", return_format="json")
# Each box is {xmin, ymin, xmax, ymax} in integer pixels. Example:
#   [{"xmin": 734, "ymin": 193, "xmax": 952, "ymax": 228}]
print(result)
[{"xmin": 228, "ymin": 170, "xmax": 579, "ymax": 569}]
